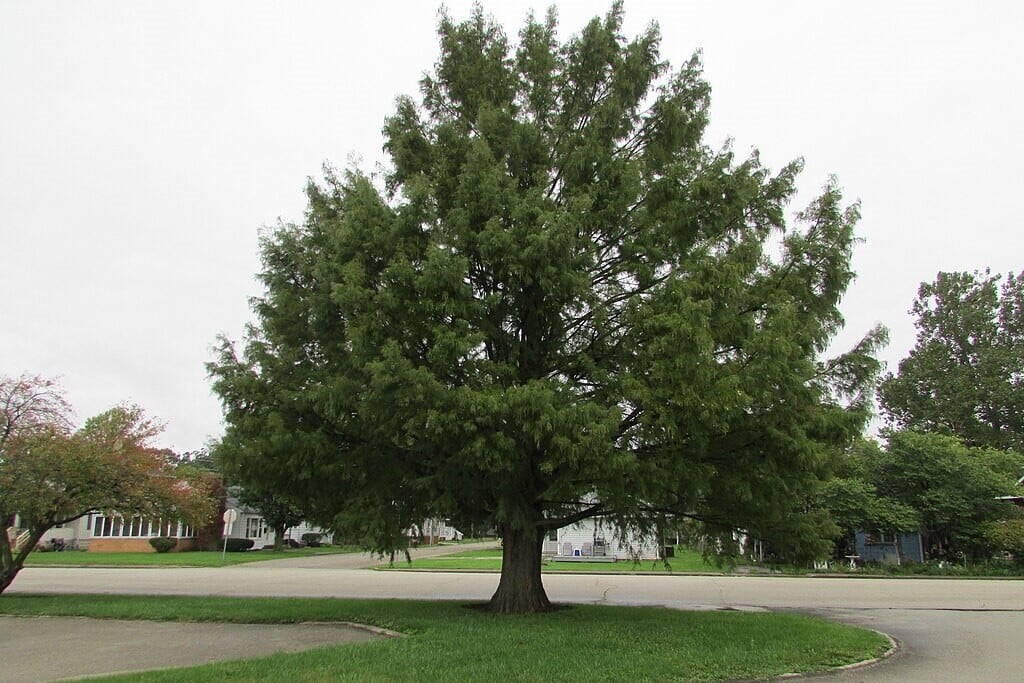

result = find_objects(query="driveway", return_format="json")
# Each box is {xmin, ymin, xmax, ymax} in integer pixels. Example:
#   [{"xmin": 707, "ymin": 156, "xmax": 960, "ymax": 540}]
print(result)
[
  {"xmin": 0, "ymin": 616, "xmax": 382, "ymax": 683},
  {"xmin": 6, "ymin": 553, "xmax": 1023, "ymax": 681}
]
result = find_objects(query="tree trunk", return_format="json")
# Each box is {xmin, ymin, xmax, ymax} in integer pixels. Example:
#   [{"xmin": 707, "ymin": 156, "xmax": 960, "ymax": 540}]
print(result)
[
  {"xmin": 0, "ymin": 530, "xmax": 16, "ymax": 595},
  {"xmin": 487, "ymin": 524, "xmax": 552, "ymax": 614},
  {"xmin": 0, "ymin": 527, "xmax": 44, "ymax": 596},
  {"xmin": 273, "ymin": 525, "xmax": 286, "ymax": 551}
]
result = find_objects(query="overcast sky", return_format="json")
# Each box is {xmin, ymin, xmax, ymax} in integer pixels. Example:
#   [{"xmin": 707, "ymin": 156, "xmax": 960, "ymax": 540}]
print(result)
[{"xmin": 2, "ymin": 1, "xmax": 1021, "ymax": 453}]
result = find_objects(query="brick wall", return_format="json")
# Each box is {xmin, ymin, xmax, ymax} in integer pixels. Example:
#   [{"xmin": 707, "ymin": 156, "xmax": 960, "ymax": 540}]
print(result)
[{"xmin": 88, "ymin": 538, "xmax": 199, "ymax": 553}]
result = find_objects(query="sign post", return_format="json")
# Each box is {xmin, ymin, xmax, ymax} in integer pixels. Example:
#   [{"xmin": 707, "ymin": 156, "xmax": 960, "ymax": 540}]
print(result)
[{"xmin": 221, "ymin": 508, "xmax": 239, "ymax": 561}]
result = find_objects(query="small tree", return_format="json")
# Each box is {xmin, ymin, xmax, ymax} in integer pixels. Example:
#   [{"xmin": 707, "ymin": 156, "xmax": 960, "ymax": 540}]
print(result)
[
  {"xmin": 1, "ymin": 374, "xmax": 216, "ymax": 594},
  {"xmin": 238, "ymin": 488, "xmax": 304, "ymax": 551}
]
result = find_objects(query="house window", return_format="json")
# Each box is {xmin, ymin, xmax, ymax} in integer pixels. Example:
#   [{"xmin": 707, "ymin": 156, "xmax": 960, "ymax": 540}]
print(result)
[
  {"xmin": 245, "ymin": 517, "xmax": 266, "ymax": 539},
  {"xmin": 864, "ymin": 532, "xmax": 897, "ymax": 545},
  {"xmin": 91, "ymin": 515, "xmax": 195, "ymax": 538},
  {"xmin": 548, "ymin": 530, "xmax": 557, "ymax": 541}
]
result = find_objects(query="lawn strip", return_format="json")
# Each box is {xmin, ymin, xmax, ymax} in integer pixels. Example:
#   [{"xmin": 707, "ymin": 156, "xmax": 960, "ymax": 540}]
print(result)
[
  {"xmin": 381, "ymin": 547, "xmax": 723, "ymax": 573},
  {"xmin": 23, "ymin": 547, "xmax": 361, "ymax": 567},
  {"xmin": 0, "ymin": 594, "xmax": 890, "ymax": 682}
]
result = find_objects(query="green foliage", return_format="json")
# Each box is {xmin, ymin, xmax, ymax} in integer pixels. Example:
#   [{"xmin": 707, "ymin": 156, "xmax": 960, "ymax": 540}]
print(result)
[
  {"xmin": 880, "ymin": 270, "xmax": 1024, "ymax": 451},
  {"xmin": 148, "ymin": 537, "xmax": 177, "ymax": 553},
  {"xmin": 871, "ymin": 431, "xmax": 1023, "ymax": 561},
  {"xmin": 817, "ymin": 439, "xmax": 919, "ymax": 549},
  {"xmin": 985, "ymin": 507, "xmax": 1024, "ymax": 564},
  {"xmin": 1, "ymin": 374, "xmax": 217, "ymax": 594},
  {"xmin": 209, "ymin": 4, "xmax": 883, "ymax": 608}
]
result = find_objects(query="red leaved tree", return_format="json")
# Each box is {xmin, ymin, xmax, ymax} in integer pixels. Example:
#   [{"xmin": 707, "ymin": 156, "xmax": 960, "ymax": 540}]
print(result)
[{"xmin": 1, "ymin": 374, "xmax": 216, "ymax": 594}]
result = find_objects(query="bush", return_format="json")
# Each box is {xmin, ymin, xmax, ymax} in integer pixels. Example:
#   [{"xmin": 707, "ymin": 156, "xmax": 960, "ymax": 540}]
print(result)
[
  {"xmin": 149, "ymin": 537, "xmax": 177, "ymax": 553},
  {"xmin": 224, "ymin": 538, "xmax": 255, "ymax": 552},
  {"xmin": 302, "ymin": 532, "xmax": 322, "ymax": 547}
]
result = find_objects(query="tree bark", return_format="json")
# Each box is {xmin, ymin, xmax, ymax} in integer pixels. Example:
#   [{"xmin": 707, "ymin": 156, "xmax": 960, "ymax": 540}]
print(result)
[
  {"xmin": 273, "ymin": 525, "xmax": 286, "ymax": 551},
  {"xmin": 486, "ymin": 524, "xmax": 552, "ymax": 614},
  {"xmin": 0, "ymin": 527, "xmax": 44, "ymax": 596}
]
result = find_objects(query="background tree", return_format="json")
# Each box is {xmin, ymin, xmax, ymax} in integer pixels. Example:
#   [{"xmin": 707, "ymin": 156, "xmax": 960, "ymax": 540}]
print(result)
[
  {"xmin": 172, "ymin": 448, "xmax": 228, "ymax": 551},
  {"xmin": 210, "ymin": 4, "xmax": 884, "ymax": 613},
  {"xmin": 817, "ymin": 439, "xmax": 919, "ymax": 558},
  {"xmin": 985, "ymin": 506, "xmax": 1024, "ymax": 567},
  {"xmin": 880, "ymin": 270, "xmax": 1024, "ymax": 451},
  {"xmin": 235, "ymin": 487, "xmax": 304, "ymax": 551},
  {"xmin": 1, "ymin": 374, "xmax": 216, "ymax": 594},
  {"xmin": 870, "ymin": 430, "xmax": 1023, "ymax": 562},
  {"xmin": 210, "ymin": 437, "xmax": 305, "ymax": 551}
]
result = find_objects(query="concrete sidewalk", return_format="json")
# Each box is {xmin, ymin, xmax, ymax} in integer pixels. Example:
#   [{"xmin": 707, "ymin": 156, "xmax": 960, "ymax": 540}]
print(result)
[
  {"xmin": 0, "ymin": 543, "xmax": 498, "ymax": 682},
  {"xmin": 0, "ymin": 615, "xmax": 384, "ymax": 683}
]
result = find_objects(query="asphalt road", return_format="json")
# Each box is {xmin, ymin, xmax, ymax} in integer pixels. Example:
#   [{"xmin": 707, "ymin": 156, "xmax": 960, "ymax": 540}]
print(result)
[{"xmin": 6, "ymin": 546, "xmax": 1023, "ymax": 681}]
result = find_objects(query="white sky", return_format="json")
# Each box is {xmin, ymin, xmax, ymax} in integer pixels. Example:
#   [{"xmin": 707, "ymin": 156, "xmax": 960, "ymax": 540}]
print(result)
[{"xmin": 2, "ymin": 1, "xmax": 1021, "ymax": 452}]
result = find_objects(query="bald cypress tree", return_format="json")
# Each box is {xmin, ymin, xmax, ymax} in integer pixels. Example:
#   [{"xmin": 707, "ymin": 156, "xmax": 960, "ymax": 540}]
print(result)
[{"xmin": 210, "ymin": 4, "xmax": 884, "ymax": 613}]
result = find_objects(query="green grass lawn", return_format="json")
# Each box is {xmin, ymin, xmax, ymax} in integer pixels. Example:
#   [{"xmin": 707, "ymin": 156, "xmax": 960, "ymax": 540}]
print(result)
[
  {"xmin": 383, "ymin": 547, "xmax": 724, "ymax": 573},
  {"xmin": 24, "ymin": 546, "xmax": 360, "ymax": 567},
  {"xmin": 0, "ymin": 594, "xmax": 890, "ymax": 682}
]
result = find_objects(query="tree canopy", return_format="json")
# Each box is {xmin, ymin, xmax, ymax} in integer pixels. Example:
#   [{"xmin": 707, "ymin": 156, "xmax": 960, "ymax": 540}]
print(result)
[
  {"xmin": 815, "ymin": 439, "xmax": 919, "ymax": 556},
  {"xmin": 869, "ymin": 430, "xmax": 1023, "ymax": 561},
  {"xmin": 880, "ymin": 270, "xmax": 1024, "ymax": 451},
  {"xmin": 210, "ymin": 3, "xmax": 884, "ymax": 612},
  {"xmin": 1, "ymin": 374, "xmax": 217, "ymax": 594}
]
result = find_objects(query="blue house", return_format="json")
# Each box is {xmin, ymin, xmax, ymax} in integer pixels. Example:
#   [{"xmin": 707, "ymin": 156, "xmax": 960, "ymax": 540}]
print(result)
[{"xmin": 854, "ymin": 531, "xmax": 925, "ymax": 564}]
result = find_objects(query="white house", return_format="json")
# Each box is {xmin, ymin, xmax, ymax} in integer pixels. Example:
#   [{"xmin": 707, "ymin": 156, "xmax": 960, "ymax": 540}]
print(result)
[
  {"xmin": 543, "ymin": 516, "xmax": 661, "ymax": 561},
  {"xmin": 408, "ymin": 518, "xmax": 463, "ymax": 545},
  {"xmin": 225, "ymin": 509, "xmax": 332, "ymax": 548},
  {"xmin": 11, "ymin": 512, "xmax": 200, "ymax": 552}
]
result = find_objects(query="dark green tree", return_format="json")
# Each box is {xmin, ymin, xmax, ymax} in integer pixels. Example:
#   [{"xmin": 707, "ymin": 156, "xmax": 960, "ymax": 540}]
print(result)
[
  {"xmin": 210, "ymin": 441, "xmax": 305, "ymax": 551},
  {"xmin": 237, "ymin": 488, "xmax": 304, "ymax": 551},
  {"xmin": 209, "ymin": 4, "xmax": 884, "ymax": 613},
  {"xmin": 871, "ymin": 431, "xmax": 1023, "ymax": 562},
  {"xmin": 880, "ymin": 270, "xmax": 1024, "ymax": 451},
  {"xmin": 817, "ymin": 439, "xmax": 918, "ymax": 558}
]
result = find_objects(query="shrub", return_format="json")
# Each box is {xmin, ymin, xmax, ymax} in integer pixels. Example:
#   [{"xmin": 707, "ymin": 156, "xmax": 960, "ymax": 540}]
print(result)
[
  {"xmin": 149, "ymin": 537, "xmax": 177, "ymax": 553},
  {"xmin": 224, "ymin": 538, "xmax": 255, "ymax": 552},
  {"xmin": 302, "ymin": 532, "xmax": 322, "ymax": 547}
]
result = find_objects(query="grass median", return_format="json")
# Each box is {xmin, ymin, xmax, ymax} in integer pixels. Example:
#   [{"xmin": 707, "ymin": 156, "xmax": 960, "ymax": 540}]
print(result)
[
  {"xmin": 0, "ymin": 594, "xmax": 889, "ymax": 682},
  {"xmin": 381, "ymin": 547, "xmax": 725, "ymax": 572},
  {"xmin": 23, "ymin": 546, "xmax": 361, "ymax": 567}
]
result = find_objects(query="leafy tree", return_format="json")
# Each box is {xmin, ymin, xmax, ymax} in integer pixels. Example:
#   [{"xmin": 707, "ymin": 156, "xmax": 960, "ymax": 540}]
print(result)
[
  {"xmin": 871, "ymin": 430, "xmax": 1023, "ymax": 562},
  {"xmin": 1, "ymin": 374, "xmax": 217, "ymax": 594},
  {"xmin": 209, "ymin": 4, "xmax": 884, "ymax": 612},
  {"xmin": 237, "ymin": 488, "xmax": 304, "ymax": 551},
  {"xmin": 209, "ymin": 439, "xmax": 305, "ymax": 551},
  {"xmin": 817, "ymin": 440, "xmax": 919, "ymax": 558},
  {"xmin": 880, "ymin": 270, "xmax": 1024, "ymax": 451},
  {"xmin": 985, "ymin": 507, "xmax": 1024, "ymax": 566}
]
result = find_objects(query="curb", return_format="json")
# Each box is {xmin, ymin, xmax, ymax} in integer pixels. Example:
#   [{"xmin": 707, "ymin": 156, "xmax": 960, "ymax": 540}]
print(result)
[
  {"xmin": 775, "ymin": 630, "xmax": 900, "ymax": 680},
  {"xmin": 300, "ymin": 620, "xmax": 404, "ymax": 639}
]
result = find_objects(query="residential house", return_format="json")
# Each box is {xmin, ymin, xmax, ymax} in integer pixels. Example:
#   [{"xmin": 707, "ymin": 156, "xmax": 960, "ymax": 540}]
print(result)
[
  {"xmin": 224, "ymin": 502, "xmax": 333, "ymax": 548},
  {"xmin": 11, "ymin": 512, "xmax": 200, "ymax": 553},
  {"xmin": 408, "ymin": 519, "xmax": 464, "ymax": 545},
  {"xmin": 543, "ymin": 517, "xmax": 661, "ymax": 562},
  {"xmin": 853, "ymin": 530, "xmax": 926, "ymax": 565}
]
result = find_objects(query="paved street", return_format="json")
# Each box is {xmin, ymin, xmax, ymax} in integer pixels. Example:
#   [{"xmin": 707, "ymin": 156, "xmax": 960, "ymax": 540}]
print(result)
[{"xmin": 5, "ymin": 546, "xmax": 1023, "ymax": 681}]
